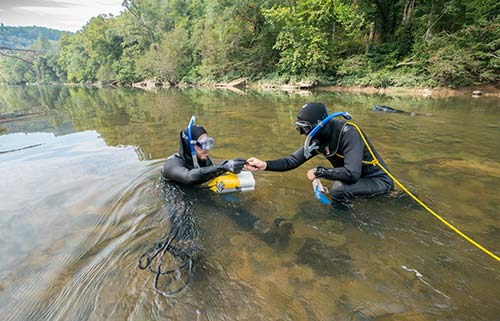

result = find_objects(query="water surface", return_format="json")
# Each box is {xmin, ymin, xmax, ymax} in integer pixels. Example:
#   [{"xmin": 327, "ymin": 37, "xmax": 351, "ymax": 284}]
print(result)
[{"xmin": 0, "ymin": 86, "xmax": 499, "ymax": 320}]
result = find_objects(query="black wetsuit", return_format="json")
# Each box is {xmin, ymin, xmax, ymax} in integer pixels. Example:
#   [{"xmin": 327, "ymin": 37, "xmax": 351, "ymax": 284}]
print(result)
[
  {"xmin": 162, "ymin": 154, "xmax": 226, "ymax": 185},
  {"xmin": 145, "ymin": 127, "xmax": 271, "ymax": 296},
  {"xmin": 161, "ymin": 129, "xmax": 226, "ymax": 185},
  {"xmin": 265, "ymin": 120, "xmax": 393, "ymax": 203}
]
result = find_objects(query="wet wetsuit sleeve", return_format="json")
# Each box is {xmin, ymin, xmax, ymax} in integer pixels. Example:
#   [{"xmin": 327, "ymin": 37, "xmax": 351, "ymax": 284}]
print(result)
[
  {"xmin": 316, "ymin": 127, "xmax": 363, "ymax": 183},
  {"xmin": 265, "ymin": 147, "xmax": 314, "ymax": 172},
  {"xmin": 162, "ymin": 157, "xmax": 225, "ymax": 185}
]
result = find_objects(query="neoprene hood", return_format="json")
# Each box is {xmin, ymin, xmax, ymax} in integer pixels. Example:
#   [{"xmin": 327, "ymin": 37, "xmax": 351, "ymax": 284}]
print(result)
[
  {"xmin": 297, "ymin": 102, "xmax": 328, "ymax": 124},
  {"xmin": 179, "ymin": 125, "xmax": 208, "ymax": 166},
  {"xmin": 186, "ymin": 125, "xmax": 207, "ymax": 141}
]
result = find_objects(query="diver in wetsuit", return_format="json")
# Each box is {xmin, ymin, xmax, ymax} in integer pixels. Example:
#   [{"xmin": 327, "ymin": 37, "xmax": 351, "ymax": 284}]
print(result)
[
  {"xmin": 161, "ymin": 123, "xmax": 246, "ymax": 184},
  {"xmin": 140, "ymin": 118, "xmax": 246, "ymax": 296},
  {"xmin": 246, "ymin": 102, "xmax": 393, "ymax": 205},
  {"xmin": 163, "ymin": 119, "xmax": 292, "ymax": 242}
]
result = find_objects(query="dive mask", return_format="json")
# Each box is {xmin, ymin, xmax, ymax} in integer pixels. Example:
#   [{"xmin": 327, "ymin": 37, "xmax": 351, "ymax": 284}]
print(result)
[
  {"xmin": 196, "ymin": 136, "xmax": 214, "ymax": 150},
  {"xmin": 295, "ymin": 120, "xmax": 314, "ymax": 135}
]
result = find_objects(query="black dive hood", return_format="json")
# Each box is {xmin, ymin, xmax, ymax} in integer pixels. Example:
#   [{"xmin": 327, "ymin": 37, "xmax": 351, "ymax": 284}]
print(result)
[
  {"xmin": 297, "ymin": 102, "xmax": 352, "ymax": 158},
  {"xmin": 178, "ymin": 125, "xmax": 207, "ymax": 168},
  {"xmin": 297, "ymin": 102, "xmax": 332, "ymax": 142}
]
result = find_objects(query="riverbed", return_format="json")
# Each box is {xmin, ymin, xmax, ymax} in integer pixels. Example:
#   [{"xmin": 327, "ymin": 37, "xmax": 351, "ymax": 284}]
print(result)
[{"xmin": 0, "ymin": 85, "xmax": 499, "ymax": 320}]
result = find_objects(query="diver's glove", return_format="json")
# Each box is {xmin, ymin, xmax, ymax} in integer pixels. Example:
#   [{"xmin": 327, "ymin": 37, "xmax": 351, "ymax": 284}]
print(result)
[
  {"xmin": 218, "ymin": 158, "xmax": 247, "ymax": 174},
  {"xmin": 312, "ymin": 166, "xmax": 336, "ymax": 180}
]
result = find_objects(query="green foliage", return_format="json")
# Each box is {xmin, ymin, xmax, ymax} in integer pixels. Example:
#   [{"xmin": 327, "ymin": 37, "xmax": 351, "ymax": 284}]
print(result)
[
  {"xmin": 56, "ymin": 16, "xmax": 125, "ymax": 83},
  {"xmin": 122, "ymin": 0, "xmax": 172, "ymax": 46},
  {"xmin": 336, "ymin": 55, "xmax": 370, "ymax": 78},
  {"xmin": 96, "ymin": 65, "xmax": 115, "ymax": 83},
  {"xmin": 366, "ymin": 43, "xmax": 404, "ymax": 70},
  {"xmin": 1, "ymin": 0, "xmax": 498, "ymax": 87},
  {"xmin": 0, "ymin": 25, "xmax": 66, "ymax": 48},
  {"xmin": 58, "ymin": 32, "xmax": 93, "ymax": 82},
  {"xmin": 136, "ymin": 27, "xmax": 192, "ymax": 83},
  {"xmin": 263, "ymin": 0, "xmax": 364, "ymax": 74},
  {"xmin": 426, "ymin": 45, "xmax": 481, "ymax": 86},
  {"xmin": 0, "ymin": 26, "xmax": 65, "ymax": 84},
  {"xmin": 114, "ymin": 47, "xmax": 140, "ymax": 84},
  {"xmin": 414, "ymin": 17, "xmax": 500, "ymax": 87},
  {"xmin": 0, "ymin": 59, "xmax": 35, "ymax": 84},
  {"xmin": 193, "ymin": 0, "xmax": 279, "ymax": 80}
]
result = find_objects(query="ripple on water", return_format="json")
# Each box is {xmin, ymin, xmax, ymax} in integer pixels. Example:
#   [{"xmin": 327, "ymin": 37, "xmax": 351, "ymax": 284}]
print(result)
[{"xmin": 1, "ymin": 87, "xmax": 500, "ymax": 320}]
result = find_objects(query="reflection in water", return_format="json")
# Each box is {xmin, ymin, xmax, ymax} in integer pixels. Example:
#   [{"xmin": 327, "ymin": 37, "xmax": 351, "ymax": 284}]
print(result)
[{"xmin": 0, "ymin": 86, "xmax": 499, "ymax": 320}]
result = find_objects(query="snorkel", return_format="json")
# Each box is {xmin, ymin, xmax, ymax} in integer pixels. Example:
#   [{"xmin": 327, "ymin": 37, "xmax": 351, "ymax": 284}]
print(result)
[
  {"xmin": 187, "ymin": 115, "xmax": 199, "ymax": 168},
  {"xmin": 303, "ymin": 111, "xmax": 352, "ymax": 158}
]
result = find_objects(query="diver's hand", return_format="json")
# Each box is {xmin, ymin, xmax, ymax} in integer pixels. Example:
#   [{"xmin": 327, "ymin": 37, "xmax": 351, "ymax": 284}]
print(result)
[
  {"xmin": 312, "ymin": 166, "xmax": 330, "ymax": 178},
  {"xmin": 245, "ymin": 157, "xmax": 267, "ymax": 171},
  {"xmin": 219, "ymin": 158, "xmax": 246, "ymax": 174},
  {"xmin": 307, "ymin": 169, "xmax": 316, "ymax": 181}
]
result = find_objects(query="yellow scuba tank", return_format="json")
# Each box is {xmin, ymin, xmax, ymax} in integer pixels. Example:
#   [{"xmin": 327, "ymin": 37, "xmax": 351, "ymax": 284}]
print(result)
[{"xmin": 208, "ymin": 171, "xmax": 255, "ymax": 193}]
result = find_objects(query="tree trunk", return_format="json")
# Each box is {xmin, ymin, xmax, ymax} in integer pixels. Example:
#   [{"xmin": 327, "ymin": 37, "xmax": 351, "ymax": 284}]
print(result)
[
  {"xmin": 425, "ymin": 0, "xmax": 436, "ymax": 40},
  {"xmin": 402, "ymin": 0, "xmax": 416, "ymax": 26},
  {"xmin": 366, "ymin": 22, "xmax": 375, "ymax": 54}
]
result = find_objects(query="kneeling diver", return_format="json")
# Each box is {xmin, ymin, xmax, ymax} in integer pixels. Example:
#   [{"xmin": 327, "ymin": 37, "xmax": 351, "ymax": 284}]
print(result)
[{"xmin": 246, "ymin": 102, "xmax": 394, "ymax": 206}]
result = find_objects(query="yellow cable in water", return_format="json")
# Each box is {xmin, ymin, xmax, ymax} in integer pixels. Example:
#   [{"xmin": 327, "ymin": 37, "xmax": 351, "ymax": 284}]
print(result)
[{"xmin": 347, "ymin": 122, "xmax": 500, "ymax": 263}]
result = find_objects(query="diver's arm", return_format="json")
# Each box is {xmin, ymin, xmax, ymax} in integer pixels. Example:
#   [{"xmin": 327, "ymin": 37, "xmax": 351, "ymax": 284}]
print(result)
[
  {"xmin": 314, "ymin": 128, "xmax": 363, "ymax": 183},
  {"xmin": 162, "ymin": 158, "xmax": 225, "ymax": 185},
  {"xmin": 265, "ymin": 147, "xmax": 313, "ymax": 172}
]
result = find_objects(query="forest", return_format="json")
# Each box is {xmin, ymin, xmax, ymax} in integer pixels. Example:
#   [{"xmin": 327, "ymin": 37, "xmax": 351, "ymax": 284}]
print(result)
[
  {"xmin": 0, "ymin": 0, "xmax": 498, "ymax": 88},
  {"xmin": 0, "ymin": 25, "xmax": 64, "ymax": 48}
]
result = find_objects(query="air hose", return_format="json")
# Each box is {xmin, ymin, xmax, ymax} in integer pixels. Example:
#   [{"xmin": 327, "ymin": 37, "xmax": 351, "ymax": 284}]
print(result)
[{"xmin": 347, "ymin": 121, "xmax": 499, "ymax": 263}]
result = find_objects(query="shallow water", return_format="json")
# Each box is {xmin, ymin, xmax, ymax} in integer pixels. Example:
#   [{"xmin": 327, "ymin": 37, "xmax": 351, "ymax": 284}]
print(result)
[{"xmin": 0, "ymin": 85, "xmax": 499, "ymax": 320}]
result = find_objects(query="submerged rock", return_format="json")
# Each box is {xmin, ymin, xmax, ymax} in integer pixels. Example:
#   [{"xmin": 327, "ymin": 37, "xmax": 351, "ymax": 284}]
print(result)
[
  {"xmin": 252, "ymin": 217, "xmax": 294, "ymax": 250},
  {"xmin": 296, "ymin": 238, "xmax": 353, "ymax": 276}
]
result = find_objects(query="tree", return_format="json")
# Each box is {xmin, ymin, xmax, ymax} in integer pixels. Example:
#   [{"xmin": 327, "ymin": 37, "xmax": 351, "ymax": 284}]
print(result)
[
  {"xmin": 264, "ymin": 0, "xmax": 364, "ymax": 74},
  {"xmin": 122, "ymin": 0, "xmax": 172, "ymax": 49}
]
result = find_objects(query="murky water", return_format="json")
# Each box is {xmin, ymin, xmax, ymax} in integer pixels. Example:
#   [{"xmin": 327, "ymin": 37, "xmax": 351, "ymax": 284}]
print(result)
[{"xmin": 0, "ymin": 85, "xmax": 499, "ymax": 320}]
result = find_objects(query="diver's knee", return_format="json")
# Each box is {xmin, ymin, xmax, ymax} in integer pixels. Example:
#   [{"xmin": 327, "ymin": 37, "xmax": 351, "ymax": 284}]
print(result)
[
  {"xmin": 330, "ymin": 180, "xmax": 345, "ymax": 193},
  {"xmin": 330, "ymin": 180, "xmax": 348, "ymax": 201}
]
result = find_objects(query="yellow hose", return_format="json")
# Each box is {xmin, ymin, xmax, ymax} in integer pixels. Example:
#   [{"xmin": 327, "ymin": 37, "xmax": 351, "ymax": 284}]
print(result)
[{"xmin": 347, "ymin": 122, "xmax": 500, "ymax": 263}]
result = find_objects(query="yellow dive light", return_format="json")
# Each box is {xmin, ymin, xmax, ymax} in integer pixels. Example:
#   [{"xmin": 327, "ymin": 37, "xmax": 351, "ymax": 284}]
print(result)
[{"xmin": 208, "ymin": 171, "xmax": 255, "ymax": 193}]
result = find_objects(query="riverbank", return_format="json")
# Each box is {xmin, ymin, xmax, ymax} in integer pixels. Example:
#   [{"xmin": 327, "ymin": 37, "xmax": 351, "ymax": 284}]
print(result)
[
  {"xmin": 4, "ymin": 81, "xmax": 499, "ymax": 99},
  {"xmin": 211, "ymin": 81, "xmax": 500, "ymax": 98},
  {"xmin": 317, "ymin": 85, "xmax": 500, "ymax": 98},
  {"xmin": 130, "ymin": 77, "xmax": 500, "ymax": 98}
]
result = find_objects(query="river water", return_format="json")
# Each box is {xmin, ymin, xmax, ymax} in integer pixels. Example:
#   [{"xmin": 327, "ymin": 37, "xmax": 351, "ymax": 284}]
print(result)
[{"xmin": 0, "ymin": 86, "xmax": 499, "ymax": 320}]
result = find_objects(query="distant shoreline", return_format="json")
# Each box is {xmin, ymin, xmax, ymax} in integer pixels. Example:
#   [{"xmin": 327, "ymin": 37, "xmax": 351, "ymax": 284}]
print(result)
[
  {"xmin": 316, "ymin": 85, "xmax": 500, "ymax": 98},
  {"xmin": 2, "ymin": 82, "xmax": 499, "ymax": 98}
]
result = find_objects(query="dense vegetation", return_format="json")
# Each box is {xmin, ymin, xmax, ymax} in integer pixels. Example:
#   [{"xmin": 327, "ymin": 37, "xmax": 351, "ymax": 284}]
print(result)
[
  {"xmin": 0, "ymin": 0, "xmax": 498, "ymax": 88},
  {"xmin": 0, "ymin": 25, "xmax": 65, "ymax": 48}
]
